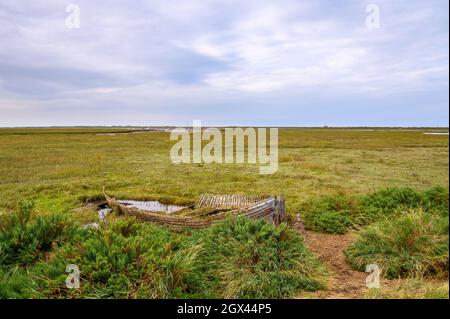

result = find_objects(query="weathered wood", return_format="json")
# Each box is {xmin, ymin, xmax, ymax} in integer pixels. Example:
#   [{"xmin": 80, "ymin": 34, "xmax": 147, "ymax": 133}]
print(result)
[
  {"xmin": 195, "ymin": 194, "xmax": 271, "ymax": 209},
  {"xmin": 103, "ymin": 188, "xmax": 285, "ymax": 230}
]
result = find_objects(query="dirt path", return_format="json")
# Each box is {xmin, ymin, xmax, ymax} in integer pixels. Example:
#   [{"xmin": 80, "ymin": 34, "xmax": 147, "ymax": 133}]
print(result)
[
  {"xmin": 295, "ymin": 230, "xmax": 395, "ymax": 299},
  {"xmin": 300, "ymin": 230, "xmax": 368, "ymax": 298}
]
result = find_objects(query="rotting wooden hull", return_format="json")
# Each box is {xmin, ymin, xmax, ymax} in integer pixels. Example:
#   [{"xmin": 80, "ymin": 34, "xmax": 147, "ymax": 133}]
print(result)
[
  {"xmin": 104, "ymin": 190, "xmax": 285, "ymax": 230},
  {"xmin": 195, "ymin": 194, "xmax": 271, "ymax": 209}
]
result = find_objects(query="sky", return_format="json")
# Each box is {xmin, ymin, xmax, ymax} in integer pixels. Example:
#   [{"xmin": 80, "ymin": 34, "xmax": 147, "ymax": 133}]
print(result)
[{"xmin": 0, "ymin": 0, "xmax": 448, "ymax": 127}]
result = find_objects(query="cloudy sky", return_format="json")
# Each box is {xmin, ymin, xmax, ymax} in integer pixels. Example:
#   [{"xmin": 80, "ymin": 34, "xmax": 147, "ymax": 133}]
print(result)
[{"xmin": 0, "ymin": 0, "xmax": 448, "ymax": 127}]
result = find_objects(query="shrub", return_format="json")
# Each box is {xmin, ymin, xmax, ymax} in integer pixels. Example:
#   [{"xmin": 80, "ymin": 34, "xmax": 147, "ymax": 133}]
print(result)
[
  {"xmin": 344, "ymin": 209, "xmax": 449, "ymax": 279},
  {"xmin": 0, "ymin": 201, "xmax": 79, "ymax": 266},
  {"xmin": 187, "ymin": 216, "xmax": 326, "ymax": 298},
  {"xmin": 302, "ymin": 186, "xmax": 449, "ymax": 234},
  {"xmin": 422, "ymin": 186, "xmax": 449, "ymax": 216},
  {"xmin": 302, "ymin": 194, "xmax": 359, "ymax": 234},
  {"xmin": 358, "ymin": 187, "xmax": 424, "ymax": 224},
  {"xmin": 1, "ymin": 211, "xmax": 327, "ymax": 299},
  {"xmin": 303, "ymin": 210, "xmax": 354, "ymax": 234},
  {"xmin": 30, "ymin": 217, "xmax": 199, "ymax": 299}
]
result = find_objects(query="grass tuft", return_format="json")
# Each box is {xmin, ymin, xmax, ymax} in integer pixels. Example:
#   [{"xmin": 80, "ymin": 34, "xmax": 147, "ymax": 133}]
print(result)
[
  {"xmin": 344, "ymin": 208, "xmax": 449, "ymax": 279},
  {"xmin": 186, "ymin": 216, "xmax": 327, "ymax": 298},
  {"xmin": 301, "ymin": 195, "xmax": 358, "ymax": 234},
  {"xmin": 302, "ymin": 186, "xmax": 449, "ymax": 234}
]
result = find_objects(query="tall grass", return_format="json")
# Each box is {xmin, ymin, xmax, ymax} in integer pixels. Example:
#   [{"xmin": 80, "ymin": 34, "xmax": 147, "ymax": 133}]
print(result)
[
  {"xmin": 359, "ymin": 187, "xmax": 432, "ymax": 224},
  {"xmin": 186, "ymin": 216, "xmax": 326, "ymax": 298},
  {"xmin": 422, "ymin": 186, "xmax": 449, "ymax": 216},
  {"xmin": 302, "ymin": 186, "xmax": 449, "ymax": 234},
  {"xmin": 344, "ymin": 208, "xmax": 448, "ymax": 279}
]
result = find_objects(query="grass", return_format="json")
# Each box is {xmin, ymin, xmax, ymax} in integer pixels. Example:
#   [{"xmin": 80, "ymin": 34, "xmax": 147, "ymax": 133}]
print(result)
[
  {"xmin": 0, "ymin": 266, "xmax": 38, "ymax": 299},
  {"xmin": 0, "ymin": 127, "xmax": 448, "ymax": 299},
  {"xmin": 0, "ymin": 128, "xmax": 448, "ymax": 217},
  {"xmin": 28, "ymin": 217, "xmax": 198, "ymax": 299},
  {"xmin": 302, "ymin": 186, "xmax": 449, "ymax": 234},
  {"xmin": 186, "ymin": 216, "xmax": 326, "ymax": 298},
  {"xmin": 0, "ymin": 208, "xmax": 325, "ymax": 298},
  {"xmin": 344, "ymin": 208, "xmax": 448, "ymax": 279},
  {"xmin": 365, "ymin": 277, "xmax": 449, "ymax": 299},
  {"xmin": 301, "ymin": 194, "xmax": 359, "ymax": 234},
  {"xmin": 0, "ymin": 200, "xmax": 79, "ymax": 266}
]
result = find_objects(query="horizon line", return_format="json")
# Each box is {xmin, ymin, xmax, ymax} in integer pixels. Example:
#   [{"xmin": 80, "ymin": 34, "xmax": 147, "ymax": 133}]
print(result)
[{"xmin": 0, "ymin": 125, "xmax": 449, "ymax": 129}]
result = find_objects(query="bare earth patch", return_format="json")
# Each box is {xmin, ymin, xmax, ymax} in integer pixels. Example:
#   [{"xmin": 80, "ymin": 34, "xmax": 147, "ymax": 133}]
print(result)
[{"xmin": 297, "ymin": 230, "xmax": 395, "ymax": 299}]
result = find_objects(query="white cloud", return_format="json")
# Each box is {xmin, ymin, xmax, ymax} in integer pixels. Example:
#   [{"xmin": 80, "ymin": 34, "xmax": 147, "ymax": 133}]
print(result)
[{"xmin": 0, "ymin": 0, "xmax": 448, "ymax": 126}]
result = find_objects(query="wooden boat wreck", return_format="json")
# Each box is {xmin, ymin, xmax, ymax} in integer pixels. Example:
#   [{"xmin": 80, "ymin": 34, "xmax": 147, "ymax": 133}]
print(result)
[{"xmin": 104, "ymin": 189, "xmax": 286, "ymax": 230}]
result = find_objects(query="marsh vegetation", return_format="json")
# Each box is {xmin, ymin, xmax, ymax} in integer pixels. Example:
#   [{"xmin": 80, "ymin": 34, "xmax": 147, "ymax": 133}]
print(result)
[{"xmin": 0, "ymin": 127, "xmax": 448, "ymax": 298}]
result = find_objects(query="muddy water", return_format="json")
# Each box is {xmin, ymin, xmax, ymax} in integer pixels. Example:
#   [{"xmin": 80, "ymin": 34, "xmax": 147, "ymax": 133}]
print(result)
[{"xmin": 117, "ymin": 200, "xmax": 186, "ymax": 213}]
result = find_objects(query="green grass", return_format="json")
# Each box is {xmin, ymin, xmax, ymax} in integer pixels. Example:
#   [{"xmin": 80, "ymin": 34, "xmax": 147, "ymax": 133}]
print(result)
[
  {"xmin": 0, "ymin": 127, "xmax": 448, "ymax": 299},
  {"xmin": 302, "ymin": 186, "xmax": 449, "ymax": 234},
  {"xmin": 185, "ymin": 216, "xmax": 326, "ymax": 298},
  {"xmin": 0, "ymin": 200, "xmax": 79, "ymax": 266},
  {"xmin": 301, "ymin": 194, "xmax": 359, "ymax": 234},
  {"xmin": 0, "ymin": 266, "xmax": 38, "ymax": 299},
  {"xmin": 29, "ymin": 218, "xmax": 198, "ymax": 299},
  {"xmin": 0, "ymin": 128, "xmax": 448, "ymax": 217},
  {"xmin": 0, "ymin": 212, "xmax": 325, "ymax": 299},
  {"xmin": 344, "ymin": 208, "xmax": 448, "ymax": 279}
]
